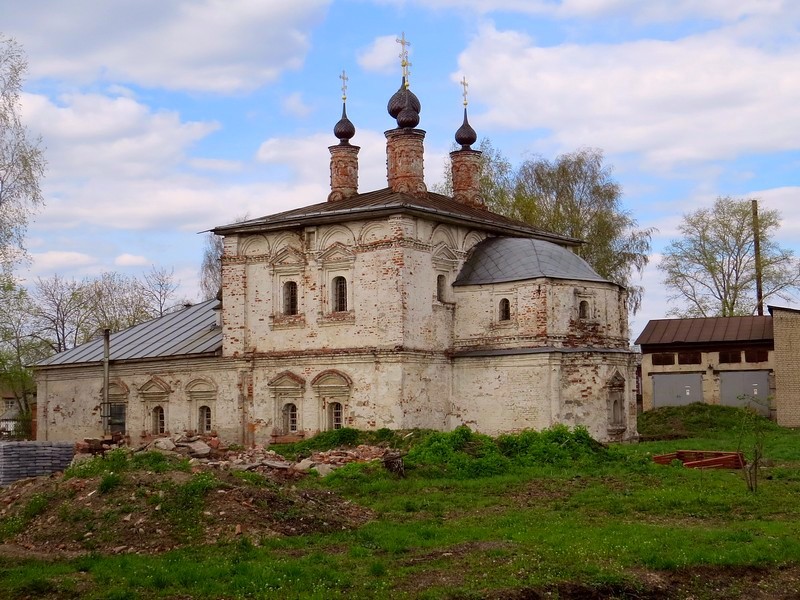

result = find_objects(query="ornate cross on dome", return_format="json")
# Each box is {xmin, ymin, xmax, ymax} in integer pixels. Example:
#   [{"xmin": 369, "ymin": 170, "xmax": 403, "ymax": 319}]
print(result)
[
  {"xmin": 339, "ymin": 69, "xmax": 348, "ymax": 102},
  {"xmin": 461, "ymin": 76, "xmax": 469, "ymax": 107},
  {"xmin": 396, "ymin": 32, "xmax": 412, "ymax": 87}
]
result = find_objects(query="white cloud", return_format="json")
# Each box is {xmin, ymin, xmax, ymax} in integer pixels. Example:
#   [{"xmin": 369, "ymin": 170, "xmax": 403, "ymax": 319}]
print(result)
[
  {"xmin": 256, "ymin": 129, "xmax": 390, "ymax": 191},
  {"xmin": 30, "ymin": 251, "xmax": 95, "ymax": 274},
  {"xmin": 358, "ymin": 35, "xmax": 404, "ymax": 74},
  {"xmin": 21, "ymin": 92, "xmax": 218, "ymax": 180},
  {"xmin": 115, "ymin": 254, "xmax": 149, "ymax": 267},
  {"xmin": 282, "ymin": 92, "xmax": 314, "ymax": 118},
  {"xmin": 7, "ymin": 0, "xmax": 331, "ymax": 92},
  {"xmin": 458, "ymin": 23, "xmax": 800, "ymax": 169},
  {"xmin": 188, "ymin": 158, "xmax": 243, "ymax": 172},
  {"xmin": 404, "ymin": 0, "xmax": 786, "ymax": 21}
]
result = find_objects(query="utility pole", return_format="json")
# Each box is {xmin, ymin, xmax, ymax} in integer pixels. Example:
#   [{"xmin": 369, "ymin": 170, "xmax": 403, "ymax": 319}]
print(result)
[{"xmin": 752, "ymin": 199, "xmax": 764, "ymax": 316}]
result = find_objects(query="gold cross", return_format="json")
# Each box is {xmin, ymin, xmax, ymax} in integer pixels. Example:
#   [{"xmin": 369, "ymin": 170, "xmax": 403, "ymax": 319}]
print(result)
[
  {"xmin": 461, "ymin": 76, "xmax": 469, "ymax": 107},
  {"xmin": 339, "ymin": 69, "xmax": 348, "ymax": 102},
  {"xmin": 396, "ymin": 32, "xmax": 412, "ymax": 87}
]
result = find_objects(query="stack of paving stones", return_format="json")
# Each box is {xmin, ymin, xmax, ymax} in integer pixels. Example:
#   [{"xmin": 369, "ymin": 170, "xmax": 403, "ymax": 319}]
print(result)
[{"xmin": 0, "ymin": 441, "xmax": 75, "ymax": 486}]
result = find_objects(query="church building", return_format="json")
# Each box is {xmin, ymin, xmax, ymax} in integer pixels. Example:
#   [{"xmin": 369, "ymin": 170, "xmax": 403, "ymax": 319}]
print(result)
[{"xmin": 34, "ymin": 66, "xmax": 638, "ymax": 445}]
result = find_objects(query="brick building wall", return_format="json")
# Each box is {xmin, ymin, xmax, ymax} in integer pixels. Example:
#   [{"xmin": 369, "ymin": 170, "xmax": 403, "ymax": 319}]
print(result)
[{"xmin": 770, "ymin": 307, "xmax": 800, "ymax": 426}]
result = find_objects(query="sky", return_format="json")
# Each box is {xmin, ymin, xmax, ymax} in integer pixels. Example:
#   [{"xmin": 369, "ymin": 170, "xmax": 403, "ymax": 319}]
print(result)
[{"xmin": 4, "ymin": 0, "xmax": 800, "ymax": 340}]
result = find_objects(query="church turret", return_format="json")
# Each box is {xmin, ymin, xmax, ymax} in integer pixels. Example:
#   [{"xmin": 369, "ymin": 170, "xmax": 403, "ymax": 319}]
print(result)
[
  {"xmin": 328, "ymin": 70, "xmax": 360, "ymax": 202},
  {"xmin": 450, "ymin": 76, "xmax": 484, "ymax": 209},
  {"xmin": 385, "ymin": 33, "xmax": 427, "ymax": 197}
]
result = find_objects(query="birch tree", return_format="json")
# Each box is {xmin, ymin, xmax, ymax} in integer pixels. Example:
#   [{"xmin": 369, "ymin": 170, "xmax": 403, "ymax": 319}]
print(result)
[
  {"xmin": 660, "ymin": 196, "xmax": 800, "ymax": 317},
  {"xmin": 0, "ymin": 35, "xmax": 45, "ymax": 273}
]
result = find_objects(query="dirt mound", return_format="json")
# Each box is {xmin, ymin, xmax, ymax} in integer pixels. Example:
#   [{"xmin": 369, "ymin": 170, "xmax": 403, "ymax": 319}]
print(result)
[{"xmin": 0, "ymin": 456, "xmax": 374, "ymax": 558}]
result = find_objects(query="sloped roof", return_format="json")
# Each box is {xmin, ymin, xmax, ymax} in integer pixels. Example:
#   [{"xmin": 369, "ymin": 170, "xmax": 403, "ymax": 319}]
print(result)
[
  {"xmin": 213, "ymin": 187, "xmax": 580, "ymax": 246},
  {"xmin": 36, "ymin": 300, "xmax": 222, "ymax": 367},
  {"xmin": 453, "ymin": 237, "xmax": 609, "ymax": 286},
  {"xmin": 634, "ymin": 316, "xmax": 773, "ymax": 347}
]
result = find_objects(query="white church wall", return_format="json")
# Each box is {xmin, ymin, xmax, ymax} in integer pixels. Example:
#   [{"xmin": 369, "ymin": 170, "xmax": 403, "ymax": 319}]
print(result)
[{"xmin": 37, "ymin": 358, "xmax": 243, "ymax": 443}]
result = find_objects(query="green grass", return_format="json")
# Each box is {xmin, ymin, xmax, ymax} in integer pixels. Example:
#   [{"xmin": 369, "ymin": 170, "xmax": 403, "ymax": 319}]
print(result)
[{"xmin": 3, "ymin": 410, "xmax": 800, "ymax": 598}]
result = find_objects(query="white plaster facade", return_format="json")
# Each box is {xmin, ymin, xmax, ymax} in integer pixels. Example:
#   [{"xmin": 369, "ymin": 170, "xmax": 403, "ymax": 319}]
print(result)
[{"xmin": 35, "ymin": 82, "xmax": 638, "ymax": 445}]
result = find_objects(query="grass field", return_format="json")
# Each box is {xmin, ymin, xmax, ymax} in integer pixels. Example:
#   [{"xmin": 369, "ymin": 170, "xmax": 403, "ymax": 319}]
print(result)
[{"xmin": 2, "ymin": 404, "xmax": 799, "ymax": 599}]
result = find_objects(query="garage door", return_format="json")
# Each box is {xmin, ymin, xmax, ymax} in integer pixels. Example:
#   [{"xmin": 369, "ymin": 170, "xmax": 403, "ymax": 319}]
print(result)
[
  {"xmin": 652, "ymin": 373, "xmax": 703, "ymax": 408},
  {"xmin": 720, "ymin": 371, "xmax": 770, "ymax": 416}
]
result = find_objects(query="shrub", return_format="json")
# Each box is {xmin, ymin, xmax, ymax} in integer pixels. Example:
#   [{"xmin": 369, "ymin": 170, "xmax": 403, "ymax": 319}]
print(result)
[
  {"xmin": 405, "ymin": 427, "xmax": 511, "ymax": 478},
  {"xmin": 99, "ymin": 472, "xmax": 123, "ymax": 494}
]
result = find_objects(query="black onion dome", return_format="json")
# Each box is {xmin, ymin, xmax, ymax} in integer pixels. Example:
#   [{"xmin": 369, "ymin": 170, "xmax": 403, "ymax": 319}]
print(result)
[
  {"xmin": 455, "ymin": 107, "xmax": 477, "ymax": 149},
  {"xmin": 387, "ymin": 77, "xmax": 421, "ymax": 119},
  {"xmin": 396, "ymin": 90, "xmax": 420, "ymax": 128},
  {"xmin": 333, "ymin": 103, "xmax": 355, "ymax": 144}
]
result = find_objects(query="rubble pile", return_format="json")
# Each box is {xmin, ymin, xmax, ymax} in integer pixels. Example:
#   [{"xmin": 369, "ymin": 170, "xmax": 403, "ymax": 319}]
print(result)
[{"xmin": 73, "ymin": 433, "xmax": 403, "ymax": 479}]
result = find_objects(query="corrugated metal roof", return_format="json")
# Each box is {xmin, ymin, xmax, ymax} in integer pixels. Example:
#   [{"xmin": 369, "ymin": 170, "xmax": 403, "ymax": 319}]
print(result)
[
  {"xmin": 453, "ymin": 237, "xmax": 608, "ymax": 286},
  {"xmin": 212, "ymin": 187, "xmax": 580, "ymax": 246},
  {"xmin": 634, "ymin": 316, "xmax": 773, "ymax": 347},
  {"xmin": 36, "ymin": 300, "xmax": 222, "ymax": 367}
]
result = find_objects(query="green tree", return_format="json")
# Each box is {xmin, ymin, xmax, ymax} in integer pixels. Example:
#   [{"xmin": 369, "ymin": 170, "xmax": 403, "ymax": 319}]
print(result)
[
  {"xmin": 0, "ymin": 34, "xmax": 45, "ymax": 274},
  {"xmin": 0, "ymin": 278, "xmax": 47, "ymax": 412},
  {"xmin": 659, "ymin": 196, "xmax": 800, "ymax": 317},
  {"xmin": 508, "ymin": 148, "xmax": 653, "ymax": 313},
  {"xmin": 438, "ymin": 144, "xmax": 652, "ymax": 313}
]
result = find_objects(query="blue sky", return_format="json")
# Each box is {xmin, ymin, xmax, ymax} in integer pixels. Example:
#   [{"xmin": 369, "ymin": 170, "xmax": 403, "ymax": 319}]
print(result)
[{"xmin": 4, "ymin": 0, "xmax": 800, "ymax": 339}]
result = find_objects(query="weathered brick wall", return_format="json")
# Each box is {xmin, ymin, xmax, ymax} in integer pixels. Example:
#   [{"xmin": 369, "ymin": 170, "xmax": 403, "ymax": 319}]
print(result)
[
  {"xmin": 451, "ymin": 350, "xmax": 637, "ymax": 441},
  {"xmin": 452, "ymin": 279, "xmax": 627, "ymax": 351},
  {"xmin": 772, "ymin": 309, "xmax": 800, "ymax": 426},
  {"xmin": 36, "ymin": 358, "xmax": 244, "ymax": 444},
  {"xmin": 0, "ymin": 441, "xmax": 74, "ymax": 486}
]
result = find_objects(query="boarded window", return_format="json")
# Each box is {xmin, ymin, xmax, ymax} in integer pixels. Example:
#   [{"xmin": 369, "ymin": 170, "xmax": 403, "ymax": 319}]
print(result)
[
  {"xmin": 579, "ymin": 300, "xmax": 589, "ymax": 319},
  {"xmin": 499, "ymin": 298, "xmax": 511, "ymax": 321},
  {"xmin": 332, "ymin": 276, "xmax": 347, "ymax": 312},
  {"xmin": 744, "ymin": 348, "xmax": 768, "ymax": 363},
  {"xmin": 719, "ymin": 350, "xmax": 742, "ymax": 364},
  {"xmin": 677, "ymin": 352, "xmax": 701, "ymax": 365},
  {"xmin": 283, "ymin": 281, "xmax": 298, "ymax": 315},
  {"xmin": 652, "ymin": 353, "xmax": 675, "ymax": 366}
]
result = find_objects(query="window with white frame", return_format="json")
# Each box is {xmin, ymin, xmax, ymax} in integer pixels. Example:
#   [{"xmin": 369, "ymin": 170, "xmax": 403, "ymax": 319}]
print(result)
[
  {"xmin": 198, "ymin": 405, "xmax": 212, "ymax": 433},
  {"xmin": 329, "ymin": 402, "xmax": 343, "ymax": 430},
  {"xmin": 152, "ymin": 406, "xmax": 165, "ymax": 434},
  {"xmin": 283, "ymin": 403, "xmax": 298, "ymax": 433}
]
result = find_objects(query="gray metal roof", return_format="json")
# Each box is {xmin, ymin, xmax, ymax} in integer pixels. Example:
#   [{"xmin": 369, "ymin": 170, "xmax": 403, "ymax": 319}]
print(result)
[
  {"xmin": 213, "ymin": 187, "xmax": 581, "ymax": 247},
  {"xmin": 453, "ymin": 237, "xmax": 608, "ymax": 286},
  {"xmin": 36, "ymin": 300, "xmax": 222, "ymax": 367}
]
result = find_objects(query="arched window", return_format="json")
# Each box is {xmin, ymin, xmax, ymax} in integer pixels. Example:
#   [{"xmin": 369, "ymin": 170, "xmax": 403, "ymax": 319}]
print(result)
[
  {"xmin": 283, "ymin": 281, "xmax": 298, "ymax": 315},
  {"xmin": 198, "ymin": 405, "xmax": 212, "ymax": 433},
  {"xmin": 332, "ymin": 276, "xmax": 347, "ymax": 312},
  {"xmin": 329, "ymin": 402, "xmax": 343, "ymax": 430},
  {"xmin": 579, "ymin": 300, "xmax": 589, "ymax": 319},
  {"xmin": 152, "ymin": 406, "xmax": 165, "ymax": 435},
  {"xmin": 436, "ymin": 274, "xmax": 446, "ymax": 302},
  {"xmin": 499, "ymin": 298, "xmax": 511, "ymax": 321},
  {"xmin": 282, "ymin": 403, "xmax": 298, "ymax": 433}
]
